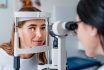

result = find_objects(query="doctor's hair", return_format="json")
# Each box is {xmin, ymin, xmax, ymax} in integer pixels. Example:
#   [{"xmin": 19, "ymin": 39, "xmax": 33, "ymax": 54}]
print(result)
[
  {"xmin": 77, "ymin": 0, "xmax": 104, "ymax": 50},
  {"xmin": 0, "ymin": 0, "xmax": 47, "ymax": 64}
]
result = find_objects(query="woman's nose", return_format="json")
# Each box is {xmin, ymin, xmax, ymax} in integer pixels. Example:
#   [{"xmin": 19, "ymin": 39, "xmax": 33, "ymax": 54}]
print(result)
[{"xmin": 35, "ymin": 29, "xmax": 42, "ymax": 38}]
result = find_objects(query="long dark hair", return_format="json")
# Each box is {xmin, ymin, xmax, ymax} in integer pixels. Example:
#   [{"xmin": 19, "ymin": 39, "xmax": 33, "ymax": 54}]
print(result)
[
  {"xmin": 77, "ymin": 0, "xmax": 104, "ymax": 50},
  {"xmin": 0, "ymin": 0, "xmax": 47, "ymax": 64}
]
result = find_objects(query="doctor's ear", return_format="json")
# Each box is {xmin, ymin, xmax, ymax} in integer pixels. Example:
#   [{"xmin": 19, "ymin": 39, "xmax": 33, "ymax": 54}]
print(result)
[
  {"xmin": 87, "ymin": 26, "xmax": 98, "ymax": 37},
  {"xmin": 89, "ymin": 32, "xmax": 96, "ymax": 37}
]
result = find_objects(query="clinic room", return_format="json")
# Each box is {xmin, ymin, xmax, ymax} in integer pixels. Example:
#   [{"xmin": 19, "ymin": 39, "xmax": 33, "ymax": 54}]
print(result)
[{"xmin": 0, "ymin": 0, "xmax": 104, "ymax": 70}]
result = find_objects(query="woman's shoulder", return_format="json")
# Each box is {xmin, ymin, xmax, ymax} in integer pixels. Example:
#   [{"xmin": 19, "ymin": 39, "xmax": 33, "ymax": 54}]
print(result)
[
  {"xmin": 0, "ymin": 47, "xmax": 13, "ymax": 59},
  {"xmin": 0, "ymin": 48, "xmax": 13, "ymax": 66},
  {"xmin": 0, "ymin": 42, "xmax": 13, "ymax": 58},
  {"xmin": 0, "ymin": 43, "xmax": 13, "ymax": 64},
  {"xmin": 0, "ymin": 48, "xmax": 8, "ymax": 55},
  {"xmin": 0, "ymin": 48, "xmax": 8, "ymax": 56}
]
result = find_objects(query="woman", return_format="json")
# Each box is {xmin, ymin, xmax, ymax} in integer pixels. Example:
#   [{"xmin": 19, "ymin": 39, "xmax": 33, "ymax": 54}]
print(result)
[
  {"xmin": 76, "ymin": 0, "xmax": 104, "ymax": 70},
  {"xmin": 0, "ymin": 0, "xmax": 47, "ymax": 70}
]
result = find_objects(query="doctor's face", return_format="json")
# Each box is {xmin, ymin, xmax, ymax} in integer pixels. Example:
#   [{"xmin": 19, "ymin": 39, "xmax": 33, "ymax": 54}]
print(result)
[
  {"xmin": 19, "ymin": 19, "xmax": 46, "ymax": 48},
  {"xmin": 76, "ymin": 15, "xmax": 99, "ymax": 57}
]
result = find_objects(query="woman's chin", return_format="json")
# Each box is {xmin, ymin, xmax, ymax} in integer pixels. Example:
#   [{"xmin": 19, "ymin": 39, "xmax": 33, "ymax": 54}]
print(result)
[{"xmin": 32, "ymin": 43, "xmax": 43, "ymax": 46}]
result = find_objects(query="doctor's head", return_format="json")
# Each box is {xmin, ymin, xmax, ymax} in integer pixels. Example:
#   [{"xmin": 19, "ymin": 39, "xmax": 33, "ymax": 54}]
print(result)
[{"xmin": 76, "ymin": 0, "xmax": 104, "ymax": 57}]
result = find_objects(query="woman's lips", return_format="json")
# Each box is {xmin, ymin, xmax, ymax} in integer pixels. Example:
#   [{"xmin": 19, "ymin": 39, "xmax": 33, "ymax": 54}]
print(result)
[{"xmin": 32, "ymin": 41, "xmax": 43, "ymax": 46}]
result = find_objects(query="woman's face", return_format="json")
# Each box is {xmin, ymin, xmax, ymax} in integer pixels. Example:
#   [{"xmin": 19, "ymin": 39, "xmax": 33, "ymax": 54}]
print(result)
[
  {"xmin": 19, "ymin": 19, "xmax": 46, "ymax": 48},
  {"xmin": 76, "ymin": 15, "xmax": 100, "ymax": 57}
]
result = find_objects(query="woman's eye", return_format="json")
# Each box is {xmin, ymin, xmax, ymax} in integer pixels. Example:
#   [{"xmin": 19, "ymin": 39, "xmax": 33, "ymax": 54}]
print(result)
[
  {"xmin": 41, "ymin": 26, "xmax": 46, "ymax": 30},
  {"xmin": 29, "ymin": 27, "xmax": 36, "ymax": 31}
]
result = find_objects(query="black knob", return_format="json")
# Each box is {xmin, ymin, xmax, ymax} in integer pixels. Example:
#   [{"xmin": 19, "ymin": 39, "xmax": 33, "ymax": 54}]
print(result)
[{"xmin": 65, "ymin": 21, "xmax": 78, "ymax": 31}]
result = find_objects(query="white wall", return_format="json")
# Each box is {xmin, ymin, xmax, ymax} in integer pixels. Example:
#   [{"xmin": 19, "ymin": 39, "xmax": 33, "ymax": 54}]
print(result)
[
  {"xmin": 0, "ymin": 0, "xmax": 80, "ymax": 56},
  {"xmin": 0, "ymin": 0, "xmax": 14, "ymax": 43},
  {"xmin": 41, "ymin": 0, "xmax": 79, "ymax": 21},
  {"xmin": 41, "ymin": 0, "xmax": 80, "ymax": 56}
]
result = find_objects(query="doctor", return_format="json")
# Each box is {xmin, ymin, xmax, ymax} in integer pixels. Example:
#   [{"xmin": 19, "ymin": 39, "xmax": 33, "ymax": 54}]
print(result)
[
  {"xmin": 76, "ymin": 0, "xmax": 104, "ymax": 70},
  {"xmin": 0, "ymin": 0, "xmax": 47, "ymax": 70}
]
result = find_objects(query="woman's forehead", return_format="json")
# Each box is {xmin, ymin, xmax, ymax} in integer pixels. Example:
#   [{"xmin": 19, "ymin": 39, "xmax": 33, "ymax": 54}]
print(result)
[{"xmin": 23, "ymin": 19, "xmax": 45, "ymax": 26}]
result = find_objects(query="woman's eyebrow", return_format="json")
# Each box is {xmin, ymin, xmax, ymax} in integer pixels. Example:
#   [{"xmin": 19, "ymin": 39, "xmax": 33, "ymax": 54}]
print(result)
[
  {"xmin": 28, "ymin": 24, "xmax": 46, "ymax": 27},
  {"xmin": 41, "ymin": 24, "xmax": 46, "ymax": 26},
  {"xmin": 28, "ymin": 24, "xmax": 37, "ymax": 27}
]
